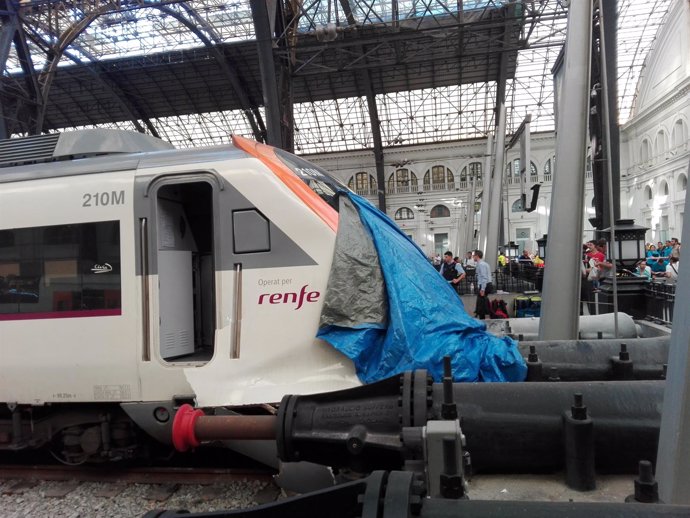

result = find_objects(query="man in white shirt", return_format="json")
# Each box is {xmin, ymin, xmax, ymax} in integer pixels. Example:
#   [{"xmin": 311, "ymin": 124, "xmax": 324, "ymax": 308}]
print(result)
[
  {"xmin": 666, "ymin": 256, "xmax": 679, "ymax": 280},
  {"xmin": 462, "ymin": 251, "xmax": 476, "ymax": 267}
]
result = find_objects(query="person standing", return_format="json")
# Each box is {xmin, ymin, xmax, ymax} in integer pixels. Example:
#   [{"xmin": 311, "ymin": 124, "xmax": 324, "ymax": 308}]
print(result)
[
  {"xmin": 497, "ymin": 249, "xmax": 508, "ymax": 270},
  {"xmin": 462, "ymin": 251, "xmax": 476, "ymax": 268},
  {"xmin": 472, "ymin": 249, "xmax": 493, "ymax": 319},
  {"xmin": 518, "ymin": 249, "xmax": 533, "ymax": 265},
  {"xmin": 439, "ymin": 251, "xmax": 465, "ymax": 293},
  {"xmin": 666, "ymin": 256, "xmax": 680, "ymax": 281},
  {"xmin": 671, "ymin": 237, "xmax": 681, "ymax": 260}
]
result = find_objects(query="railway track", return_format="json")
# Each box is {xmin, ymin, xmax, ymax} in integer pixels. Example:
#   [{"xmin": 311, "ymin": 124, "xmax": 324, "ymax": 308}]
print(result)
[
  {"xmin": 0, "ymin": 460, "xmax": 278, "ymax": 518},
  {"xmin": 0, "ymin": 464, "xmax": 274, "ymax": 485}
]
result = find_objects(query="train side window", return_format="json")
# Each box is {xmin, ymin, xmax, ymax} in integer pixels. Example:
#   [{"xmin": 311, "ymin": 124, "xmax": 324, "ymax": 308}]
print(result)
[
  {"xmin": 233, "ymin": 210, "xmax": 270, "ymax": 253},
  {"xmin": 0, "ymin": 221, "xmax": 121, "ymax": 319}
]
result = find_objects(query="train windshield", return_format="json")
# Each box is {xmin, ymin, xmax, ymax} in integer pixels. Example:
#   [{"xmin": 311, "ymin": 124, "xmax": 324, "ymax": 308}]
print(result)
[{"xmin": 274, "ymin": 149, "xmax": 348, "ymax": 212}]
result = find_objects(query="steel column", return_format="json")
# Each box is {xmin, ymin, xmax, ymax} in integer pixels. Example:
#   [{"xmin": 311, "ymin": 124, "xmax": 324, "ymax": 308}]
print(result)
[
  {"xmin": 598, "ymin": 3, "xmax": 620, "ymax": 338},
  {"xmin": 538, "ymin": 1, "xmax": 592, "ymax": 341},
  {"xmin": 467, "ymin": 135, "xmax": 489, "ymax": 253},
  {"xmin": 483, "ymin": 10, "xmax": 510, "ymax": 269},
  {"xmin": 598, "ymin": 0, "xmax": 621, "ymax": 230},
  {"xmin": 657, "ymin": 157, "xmax": 690, "ymax": 504},
  {"xmin": 519, "ymin": 116, "xmax": 531, "ymax": 211},
  {"xmin": 0, "ymin": 9, "xmax": 10, "ymax": 139},
  {"xmin": 0, "ymin": 8, "xmax": 16, "ymax": 71},
  {"xmin": 478, "ymin": 134, "xmax": 493, "ymax": 254},
  {"xmin": 464, "ymin": 169, "xmax": 476, "ymax": 254},
  {"xmin": 362, "ymin": 74, "xmax": 387, "ymax": 212},
  {"xmin": 0, "ymin": 104, "xmax": 7, "ymax": 141},
  {"xmin": 484, "ymin": 104, "xmax": 506, "ymax": 273},
  {"xmin": 250, "ymin": 0, "xmax": 283, "ymax": 147}
]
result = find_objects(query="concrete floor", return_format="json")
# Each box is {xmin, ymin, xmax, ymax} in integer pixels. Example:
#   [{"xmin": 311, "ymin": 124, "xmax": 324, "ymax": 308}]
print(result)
[{"xmin": 467, "ymin": 473, "xmax": 637, "ymax": 503}]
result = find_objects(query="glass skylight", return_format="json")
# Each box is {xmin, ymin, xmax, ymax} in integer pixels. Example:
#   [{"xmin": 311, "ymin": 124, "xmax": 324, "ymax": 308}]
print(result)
[{"xmin": 3, "ymin": 0, "xmax": 674, "ymax": 150}]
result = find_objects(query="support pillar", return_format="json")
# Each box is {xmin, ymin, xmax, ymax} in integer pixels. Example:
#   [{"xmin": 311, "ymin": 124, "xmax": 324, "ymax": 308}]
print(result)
[
  {"xmin": 656, "ymin": 158, "xmax": 690, "ymax": 504},
  {"xmin": 484, "ymin": 104, "xmax": 506, "ymax": 273},
  {"xmin": 464, "ymin": 177, "xmax": 475, "ymax": 254},
  {"xmin": 0, "ymin": 4, "xmax": 16, "ymax": 139},
  {"xmin": 538, "ymin": 0, "xmax": 592, "ymax": 340},
  {"xmin": 483, "ymin": 10, "xmax": 510, "ymax": 269},
  {"xmin": 590, "ymin": 0, "xmax": 621, "ymax": 232},
  {"xmin": 364, "ymin": 81, "xmax": 387, "ymax": 212},
  {"xmin": 478, "ymin": 134, "xmax": 493, "ymax": 253},
  {"xmin": 519, "ymin": 116, "xmax": 531, "ymax": 211},
  {"xmin": 250, "ymin": 0, "xmax": 283, "ymax": 147}
]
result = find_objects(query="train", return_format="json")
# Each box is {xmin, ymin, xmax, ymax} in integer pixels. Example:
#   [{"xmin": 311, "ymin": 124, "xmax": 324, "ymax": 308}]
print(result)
[{"xmin": 0, "ymin": 129, "xmax": 362, "ymax": 463}]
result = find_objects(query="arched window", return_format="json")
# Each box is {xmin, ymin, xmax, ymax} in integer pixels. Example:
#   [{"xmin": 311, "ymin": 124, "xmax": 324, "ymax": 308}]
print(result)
[
  {"xmin": 348, "ymin": 172, "xmax": 377, "ymax": 194},
  {"xmin": 678, "ymin": 173, "xmax": 687, "ymax": 192},
  {"xmin": 660, "ymin": 180, "xmax": 669, "ymax": 196},
  {"xmin": 644, "ymin": 185, "xmax": 653, "ymax": 200},
  {"xmin": 423, "ymin": 165, "xmax": 454, "ymax": 190},
  {"xmin": 507, "ymin": 159, "xmax": 535, "ymax": 178},
  {"xmin": 430, "ymin": 204, "xmax": 451, "ymax": 218},
  {"xmin": 469, "ymin": 162, "xmax": 482, "ymax": 181},
  {"xmin": 506, "ymin": 159, "xmax": 521, "ymax": 177},
  {"xmin": 460, "ymin": 163, "xmax": 482, "ymax": 182},
  {"xmin": 673, "ymin": 119, "xmax": 688, "ymax": 150},
  {"xmin": 394, "ymin": 207, "xmax": 415, "ymax": 220},
  {"xmin": 511, "ymin": 198, "xmax": 524, "ymax": 212},
  {"xmin": 640, "ymin": 138, "xmax": 651, "ymax": 163},
  {"xmin": 544, "ymin": 158, "xmax": 551, "ymax": 176},
  {"xmin": 655, "ymin": 130, "xmax": 669, "ymax": 158},
  {"xmin": 388, "ymin": 168, "xmax": 418, "ymax": 192}
]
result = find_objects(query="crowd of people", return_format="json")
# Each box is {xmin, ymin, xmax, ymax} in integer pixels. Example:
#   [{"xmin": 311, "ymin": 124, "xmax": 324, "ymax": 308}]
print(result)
[
  {"xmin": 431, "ymin": 249, "xmax": 493, "ymax": 319},
  {"xmin": 497, "ymin": 249, "xmax": 545, "ymax": 269},
  {"xmin": 582, "ymin": 237, "xmax": 681, "ymax": 295},
  {"xmin": 428, "ymin": 236, "xmax": 681, "ymax": 321},
  {"xmin": 643, "ymin": 239, "xmax": 681, "ymax": 281}
]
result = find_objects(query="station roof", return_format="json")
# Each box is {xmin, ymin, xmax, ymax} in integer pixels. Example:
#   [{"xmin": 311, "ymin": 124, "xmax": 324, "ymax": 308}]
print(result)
[{"xmin": 0, "ymin": 0, "xmax": 675, "ymax": 153}]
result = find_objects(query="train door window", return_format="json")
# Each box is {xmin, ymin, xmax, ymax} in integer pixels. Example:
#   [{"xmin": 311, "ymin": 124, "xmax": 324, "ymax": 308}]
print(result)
[{"xmin": 155, "ymin": 181, "xmax": 215, "ymax": 363}]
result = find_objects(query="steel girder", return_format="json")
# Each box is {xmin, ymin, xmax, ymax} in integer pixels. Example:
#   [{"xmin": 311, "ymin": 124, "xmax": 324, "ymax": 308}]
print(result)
[{"xmin": 1, "ymin": 0, "xmax": 264, "ymax": 140}]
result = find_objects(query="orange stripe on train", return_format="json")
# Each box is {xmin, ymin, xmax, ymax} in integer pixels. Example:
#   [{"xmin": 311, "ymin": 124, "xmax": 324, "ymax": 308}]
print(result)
[{"xmin": 232, "ymin": 135, "xmax": 339, "ymax": 232}]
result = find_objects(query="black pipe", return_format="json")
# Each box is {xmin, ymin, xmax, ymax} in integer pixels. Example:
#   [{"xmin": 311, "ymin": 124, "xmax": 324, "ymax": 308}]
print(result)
[
  {"xmin": 422, "ymin": 499, "xmax": 688, "ymax": 518},
  {"xmin": 438, "ymin": 380, "xmax": 661, "ymax": 473},
  {"xmin": 276, "ymin": 370, "xmax": 662, "ymax": 474},
  {"xmin": 518, "ymin": 337, "xmax": 668, "ymax": 381}
]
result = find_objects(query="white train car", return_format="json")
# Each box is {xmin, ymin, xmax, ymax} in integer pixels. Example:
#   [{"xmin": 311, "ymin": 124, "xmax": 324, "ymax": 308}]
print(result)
[{"xmin": 0, "ymin": 129, "xmax": 360, "ymax": 461}]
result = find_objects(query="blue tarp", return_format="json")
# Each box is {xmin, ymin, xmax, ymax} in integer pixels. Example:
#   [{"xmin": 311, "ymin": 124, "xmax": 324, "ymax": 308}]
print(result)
[{"xmin": 317, "ymin": 192, "xmax": 526, "ymax": 383}]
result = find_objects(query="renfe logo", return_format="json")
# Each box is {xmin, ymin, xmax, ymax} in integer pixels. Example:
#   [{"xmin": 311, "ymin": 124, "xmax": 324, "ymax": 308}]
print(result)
[{"xmin": 258, "ymin": 285, "xmax": 320, "ymax": 310}]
